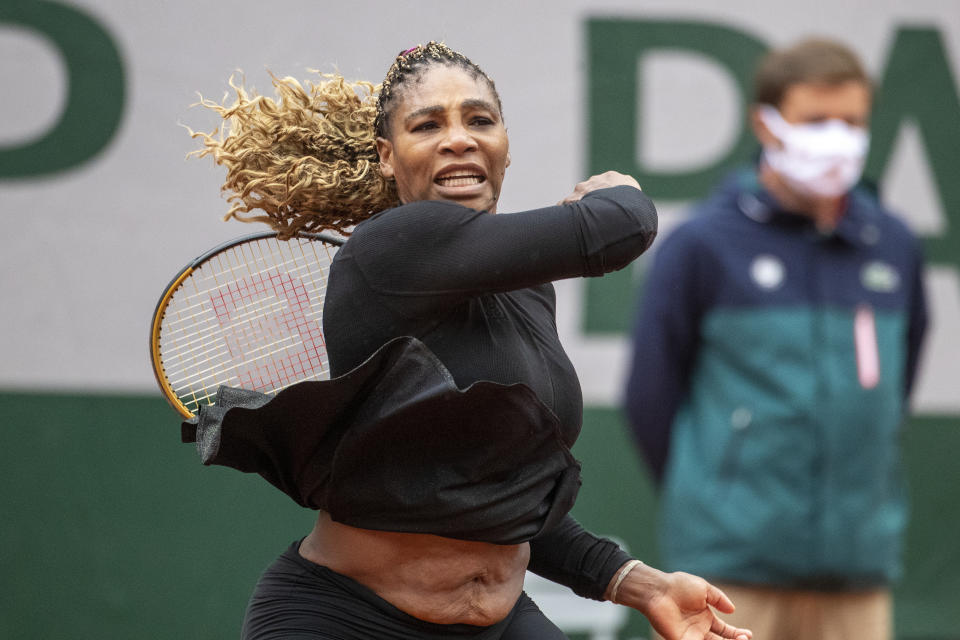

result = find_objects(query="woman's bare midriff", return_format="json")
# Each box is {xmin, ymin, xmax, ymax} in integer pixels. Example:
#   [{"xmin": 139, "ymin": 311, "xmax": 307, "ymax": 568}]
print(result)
[{"xmin": 298, "ymin": 511, "xmax": 529, "ymax": 626}]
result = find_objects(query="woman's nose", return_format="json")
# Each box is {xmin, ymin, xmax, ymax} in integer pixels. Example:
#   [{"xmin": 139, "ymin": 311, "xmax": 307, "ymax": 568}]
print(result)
[{"xmin": 440, "ymin": 124, "xmax": 478, "ymax": 154}]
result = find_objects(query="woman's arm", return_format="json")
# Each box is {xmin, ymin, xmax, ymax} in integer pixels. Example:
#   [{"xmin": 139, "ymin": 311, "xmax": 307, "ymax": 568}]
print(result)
[
  {"xmin": 526, "ymin": 514, "xmax": 631, "ymax": 600},
  {"xmin": 604, "ymin": 560, "xmax": 752, "ymax": 640},
  {"xmin": 347, "ymin": 177, "xmax": 656, "ymax": 304},
  {"xmin": 528, "ymin": 516, "xmax": 751, "ymax": 640}
]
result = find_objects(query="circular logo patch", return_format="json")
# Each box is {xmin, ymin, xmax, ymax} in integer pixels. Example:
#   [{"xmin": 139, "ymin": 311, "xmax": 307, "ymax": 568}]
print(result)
[
  {"xmin": 861, "ymin": 261, "xmax": 900, "ymax": 293},
  {"xmin": 750, "ymin": 255, "xmax": 785, "ymax": 290}
]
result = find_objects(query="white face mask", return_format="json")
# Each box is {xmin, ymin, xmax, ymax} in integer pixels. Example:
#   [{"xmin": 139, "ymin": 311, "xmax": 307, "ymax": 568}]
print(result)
[{"xmin": 758, "ymin": 105, "xmax": 870, "ymax": 198}]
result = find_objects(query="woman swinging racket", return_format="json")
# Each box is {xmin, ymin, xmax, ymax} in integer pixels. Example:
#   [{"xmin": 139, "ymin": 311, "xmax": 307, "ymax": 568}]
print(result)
[{"xmin": 187, "ymin": 42, "xmax": 753, "ymax": 640}]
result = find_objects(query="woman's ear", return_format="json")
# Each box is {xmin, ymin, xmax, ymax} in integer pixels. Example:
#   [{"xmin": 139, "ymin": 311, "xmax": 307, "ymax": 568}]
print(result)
[
  {"xmin": 376, "ymin": 137, "xmax": 395, "ymax": 179},
  {"xmin": 505, "ymin": 151, "xmax": 511, "ymax": 168}
]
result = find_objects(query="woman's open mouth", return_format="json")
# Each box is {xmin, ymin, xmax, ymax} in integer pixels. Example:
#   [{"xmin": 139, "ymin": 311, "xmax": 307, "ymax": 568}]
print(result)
[{"xmin": 435, "ymin": 172, "xmax": 485, "ymax": 187}]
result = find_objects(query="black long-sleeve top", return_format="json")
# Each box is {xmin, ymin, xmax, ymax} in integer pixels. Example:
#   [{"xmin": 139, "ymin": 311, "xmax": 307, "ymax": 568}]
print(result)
[
  {"xmin": 186, "ymin": 186, "xmax": 656, "ymax": 600},
  {"xmin": 322, "ymin": 186, "xmax": 657, "ymax": 599}
]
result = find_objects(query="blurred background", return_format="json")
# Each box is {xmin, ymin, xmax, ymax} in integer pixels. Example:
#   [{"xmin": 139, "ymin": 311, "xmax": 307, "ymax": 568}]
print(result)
[{"xmin": 1, "ymin": 1, "xmax": 957, "ymax": 638}]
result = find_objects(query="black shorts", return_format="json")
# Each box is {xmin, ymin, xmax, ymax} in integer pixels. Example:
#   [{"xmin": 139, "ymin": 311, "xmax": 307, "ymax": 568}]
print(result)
[{"xmin": 242, "ymin": 541, "xmax": 569, "ymax": 640}]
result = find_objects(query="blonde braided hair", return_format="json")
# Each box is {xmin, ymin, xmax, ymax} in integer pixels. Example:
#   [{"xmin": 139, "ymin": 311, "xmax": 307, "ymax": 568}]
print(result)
[{"xmin": 188, "ymin": 42, "xmax": 499, "ymax": 238}]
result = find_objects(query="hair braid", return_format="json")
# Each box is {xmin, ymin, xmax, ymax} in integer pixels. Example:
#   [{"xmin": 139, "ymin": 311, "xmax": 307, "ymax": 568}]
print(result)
[{"xmin": 374, "ymin": 41, "xmax": 501, "ymax": 138}]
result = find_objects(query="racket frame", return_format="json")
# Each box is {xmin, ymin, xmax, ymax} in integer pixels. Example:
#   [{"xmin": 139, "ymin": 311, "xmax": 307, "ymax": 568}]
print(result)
[{"xmin": 149, "ymin": 231, "xmax": 343, "ymax": 418}]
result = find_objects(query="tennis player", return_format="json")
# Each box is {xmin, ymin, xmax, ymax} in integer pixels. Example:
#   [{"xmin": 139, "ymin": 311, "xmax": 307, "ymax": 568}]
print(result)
[{"xmin": 187, "ymin": 42, "xmax": 752, "ymax": 640}]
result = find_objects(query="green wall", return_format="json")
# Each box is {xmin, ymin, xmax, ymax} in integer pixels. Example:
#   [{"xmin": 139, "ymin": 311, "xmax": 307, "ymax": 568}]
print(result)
[
  {"xmin": 0, "ymin": 393, "xmax": 309, "ymax": 640},
  {"xmin": 1, "ymin": 392, "xmax": 957, "ymax": 639},
  {"xmin": 573, "ymin": 409, "xmax": 960, "ymax": 640}
]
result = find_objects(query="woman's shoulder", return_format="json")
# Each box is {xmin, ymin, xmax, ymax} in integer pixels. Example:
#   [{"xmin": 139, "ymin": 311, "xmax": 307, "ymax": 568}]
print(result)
[
  {"xmin": 355, "ymin": 200, "xmax": 484, "ymax": 235},
  {"xmin": 344, "ymin": 200, "xmax": 494, "ymax": 264},
  {"xmin": 340, "ymin": 200, "xmax": 491, "ymax": 277}
]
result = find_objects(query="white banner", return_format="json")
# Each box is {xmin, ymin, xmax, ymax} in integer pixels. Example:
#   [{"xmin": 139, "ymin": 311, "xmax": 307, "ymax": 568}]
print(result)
[{"xmin": 1, "ymin": 0, "xmax": 957, "ymax": 413}]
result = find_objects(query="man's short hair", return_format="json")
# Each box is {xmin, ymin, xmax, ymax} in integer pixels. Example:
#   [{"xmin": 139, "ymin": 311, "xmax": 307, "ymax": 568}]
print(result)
[{"xmin": 753, "ymin": 38, "xmax": 871, "ymax": 107}]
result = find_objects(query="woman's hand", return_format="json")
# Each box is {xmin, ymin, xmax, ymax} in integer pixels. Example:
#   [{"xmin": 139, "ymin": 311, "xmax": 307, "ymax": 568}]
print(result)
[
  {"xmin": 558, "ymin": 171, "xmax": 641, "ymax": 204},
  {"xmin": 606, "ymin": 561, "xmax": 752, "ymax": 640}
]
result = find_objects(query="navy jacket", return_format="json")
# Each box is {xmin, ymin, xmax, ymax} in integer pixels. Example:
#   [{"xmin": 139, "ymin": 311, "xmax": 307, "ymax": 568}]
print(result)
[{"xmin": 624, "ymin": 169, "xmax": 927, "ymax": 586}]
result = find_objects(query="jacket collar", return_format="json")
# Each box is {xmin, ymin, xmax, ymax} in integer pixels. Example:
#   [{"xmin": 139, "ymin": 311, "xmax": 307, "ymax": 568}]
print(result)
[{"xmin": 733, "ymin": 168, "xmax": 880, "ymax": 249}]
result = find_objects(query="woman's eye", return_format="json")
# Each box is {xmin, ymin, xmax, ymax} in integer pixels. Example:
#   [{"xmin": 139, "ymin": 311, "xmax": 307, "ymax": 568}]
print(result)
[
  {"xmin": 412, "ymin": 121, "xmax": 438, "ymax": 132},
  {"xmin": 471, "ymin": 116, "xmax": 494, "ymax": 126}
]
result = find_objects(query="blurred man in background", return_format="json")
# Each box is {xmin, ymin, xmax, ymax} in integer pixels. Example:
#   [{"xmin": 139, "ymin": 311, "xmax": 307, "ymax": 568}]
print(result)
[{"xmin": 623, "ymin": 38, "xmax": 928, "ymax": 640}]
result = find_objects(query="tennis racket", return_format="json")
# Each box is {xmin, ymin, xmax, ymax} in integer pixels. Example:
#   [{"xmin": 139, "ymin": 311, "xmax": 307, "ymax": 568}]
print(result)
[{"xmin": 149, "ymin": 231, "xmax": 344, "ymax": 418}]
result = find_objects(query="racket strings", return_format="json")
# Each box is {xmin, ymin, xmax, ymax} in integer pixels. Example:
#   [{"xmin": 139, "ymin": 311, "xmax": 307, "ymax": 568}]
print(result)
[
  {"xmin": 166, "ymin": 272, "xmax": 327, "ymax": 404},
  {"xmin": 163, "ymin": 248, "xmax": 320, "ymax": 330},
  {"xmin": 157, "ymin": 236, "xmax": 338, "ymax": 415}
]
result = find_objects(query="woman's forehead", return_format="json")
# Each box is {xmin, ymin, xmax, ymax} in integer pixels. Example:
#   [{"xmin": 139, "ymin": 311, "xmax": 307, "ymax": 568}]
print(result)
[{"xmin": 393, "ymin": 65, "xmax": 498, "ymax": 114}]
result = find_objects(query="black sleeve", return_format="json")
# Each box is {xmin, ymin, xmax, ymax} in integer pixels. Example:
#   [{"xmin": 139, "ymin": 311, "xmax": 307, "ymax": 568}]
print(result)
[
  {"xmin": 527, "ymin": 514, "xmax": 633, "ymax": 601},
  {"xmin": 348, "ymin": 186, "xmax": 656, "ymax": 303},
  {"xmin": 904, "ymin": 237, "xmax": 929, "ymax": 398}
]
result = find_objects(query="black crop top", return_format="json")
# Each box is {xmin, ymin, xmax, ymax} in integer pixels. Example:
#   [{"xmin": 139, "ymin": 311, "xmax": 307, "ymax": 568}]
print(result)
[
  {"xmin": 325, "ymin": 186, "xmax": 656, "ymax": 429},
  {"xmin": 183, "ymin": 186, "xmax": 656, "ymax": 597}
]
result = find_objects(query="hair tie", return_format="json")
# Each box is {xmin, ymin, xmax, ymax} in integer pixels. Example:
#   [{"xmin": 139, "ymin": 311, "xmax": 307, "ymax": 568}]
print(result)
[{"xmin": 398, "ymin": 46, "xmax": 418, "ymax": 57}]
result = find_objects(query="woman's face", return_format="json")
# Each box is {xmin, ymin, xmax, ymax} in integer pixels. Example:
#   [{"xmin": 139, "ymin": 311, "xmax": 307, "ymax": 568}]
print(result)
[{"xmin": 376, "ymin": 65, "xmax": 510, "ymax": 213}]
